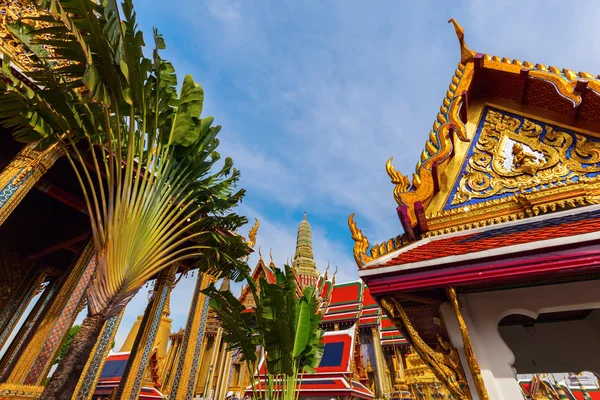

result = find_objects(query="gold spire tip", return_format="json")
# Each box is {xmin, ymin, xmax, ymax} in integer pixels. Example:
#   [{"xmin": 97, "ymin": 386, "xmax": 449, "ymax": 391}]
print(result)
[{"xmin": 448, "ymin": 18, "xmax": 475, "ymax": 63}]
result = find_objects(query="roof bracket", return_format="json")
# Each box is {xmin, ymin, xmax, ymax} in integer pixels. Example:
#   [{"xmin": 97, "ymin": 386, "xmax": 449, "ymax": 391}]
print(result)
[{"xmin": 397, "ymin": 206, "xmax": 416, "ymax": 242}]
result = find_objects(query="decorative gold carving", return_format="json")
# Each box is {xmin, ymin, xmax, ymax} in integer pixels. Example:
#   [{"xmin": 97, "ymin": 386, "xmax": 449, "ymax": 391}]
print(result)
[
  {"xmin": 348, "ymin": 214, "xmax": 373, "ymax": 268},
  {"xmin": 0, "ymin": 383, "xmax": 43, "ymax": 399},
  {"xmin": 247, "ymin": 218, "xmax": 259, "ymax": 248},
  {"xmin": 452, "ymin": 109, "xmax": 600, "ymax": 206},
  {"xmin": 0, "ymin": 141, "xmax": 63, "ymax": 226},
  {"xmin": 448, "ymin": 19, "xmax": 475, "ymax": 63},
  {"xmin": 386, "ymin": 158, "xmax": 411, "ymax": 193},
  {"xmin": 380, "ymin": 298, "xmax": 470, "ymax": 400},
  {"xmin": 388, "ymin": 83, "xmax": 470, "ymax": 227},
  {"xmin": 426, "ymin": 177, "xmax": 600, "ymax": 236},
  {"xmin": 447, "ymin": 287, "xmax": 490, "ymax": 400}
]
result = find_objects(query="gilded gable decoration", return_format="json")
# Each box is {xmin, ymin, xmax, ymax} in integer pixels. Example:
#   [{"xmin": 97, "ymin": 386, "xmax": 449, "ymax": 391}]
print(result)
[{"xmin": 449, "ymin": 107, "xmax": 600, "ymax": 209}]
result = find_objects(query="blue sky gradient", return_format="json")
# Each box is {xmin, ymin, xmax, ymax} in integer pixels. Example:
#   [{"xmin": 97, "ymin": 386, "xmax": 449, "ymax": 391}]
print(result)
[{"xmin": 75, "ymin": 0, "xmax": 600, "ymax": 349}]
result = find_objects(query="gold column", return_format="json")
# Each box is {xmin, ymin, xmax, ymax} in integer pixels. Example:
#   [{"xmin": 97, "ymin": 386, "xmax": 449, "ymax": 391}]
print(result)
[
  {"xmin": 193, "ymin": 334, "xmax": 211, "ymax": 396},
  {"xmin": 0, "ymin": 266, "xmax": 44, "ymax": 351},
  {"xmin": 215, "ymin": 347, "xmax": 232, "ymax": 400},
  {"xmin": 160, "ymin": 330, "xmax": 183, "ymax": 390},
  {"xmin": 447, "ymin": 287, "xmax": 490, "ymax": 400},
  {"xmin": 115, "ymin": 266, "xmax": 177, "ymax": 400},
  {"xmin": 167, "ymin": 273, "xmax": 214, "ymax": 399},
  {"xmin": 370, "ymin": 327, "xmax": 386, "ymax": 397},
  {"xmin": 71, "ymin": 310, "xmax": 125, "ymax": 400},
  {"xmin": 7, "ymin": 242, "xmax": 96, "ymax": 385},
  {"xmin": 0, "ymin": 277, "xmax": 58, "ymax": 380},
  {"xmin": 0, "ymin": 141, "xmax": 62, "ymax": 226},
  {"xmin": 205, "ymin": 329, "xmax": 223, "ymax": 397}
]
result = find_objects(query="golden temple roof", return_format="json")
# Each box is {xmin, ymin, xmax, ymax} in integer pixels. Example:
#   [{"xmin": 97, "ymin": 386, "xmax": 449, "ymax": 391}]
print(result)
[{"xmin": 349, "ymin": 19, "xmax": 600, "ymax": 269}]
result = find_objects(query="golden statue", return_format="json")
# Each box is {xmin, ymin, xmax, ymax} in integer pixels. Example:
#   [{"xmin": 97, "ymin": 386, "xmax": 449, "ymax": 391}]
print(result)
[{"xmin": 511, "ymin": 143, "xmax": 539, "ymax": 175}]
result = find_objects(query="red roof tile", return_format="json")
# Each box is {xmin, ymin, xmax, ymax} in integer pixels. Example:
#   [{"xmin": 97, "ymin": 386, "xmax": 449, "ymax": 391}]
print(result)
[
  {"xmin": 381, "ymin": 209, "xmax": 600, "ymax": 267},
  {"xmin": 329, "ymin": 282, "xmax": 362, "ymax": 305}
]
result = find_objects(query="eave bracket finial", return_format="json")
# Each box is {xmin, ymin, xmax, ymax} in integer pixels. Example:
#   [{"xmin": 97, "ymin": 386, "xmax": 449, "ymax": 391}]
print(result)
[
  {"xmin": 248, "ymin": 218, "xmax": 260, "ymax": 248},
  {"xmin": 448, "ymin": 18, "xmax": 475, "ymax": 63}
]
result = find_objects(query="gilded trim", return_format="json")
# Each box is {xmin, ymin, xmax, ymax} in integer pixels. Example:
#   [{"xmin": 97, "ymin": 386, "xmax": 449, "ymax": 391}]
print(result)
[
  {"xmin": 446, "ymin": 287, "xmax": 490, "ymax": 400},
  {"xmin": 380, "ymin": 298, "xmax": 470, "ymax": 400},
  {"xmin": 0, "ymin": 141, "xmax": 62, "ymax": 226}
]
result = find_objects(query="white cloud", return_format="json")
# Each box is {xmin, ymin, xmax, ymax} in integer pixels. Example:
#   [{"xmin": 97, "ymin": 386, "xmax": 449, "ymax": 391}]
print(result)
[{"xmin": 206, "ymin": 0, "xmax": 241, "ymax": 22}]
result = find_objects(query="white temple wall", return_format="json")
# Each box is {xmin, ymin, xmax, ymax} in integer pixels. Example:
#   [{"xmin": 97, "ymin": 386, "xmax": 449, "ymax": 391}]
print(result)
[{"xmin": 440, "ymin": 280, "xmax": 600, "ymax": 400}]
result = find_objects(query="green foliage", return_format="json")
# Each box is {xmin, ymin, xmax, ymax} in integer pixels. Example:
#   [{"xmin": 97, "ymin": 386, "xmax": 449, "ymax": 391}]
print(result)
[
  {"xmin": 53, "ymin": 325, "xmax": 80, "ymax": 365},
  {"xmin": 203, "ymin": 265, "xmax": 325, "ymax": 400},
  {"xmin": 0, "ymin": 0, "xmax": 251, "ymax": 321}
]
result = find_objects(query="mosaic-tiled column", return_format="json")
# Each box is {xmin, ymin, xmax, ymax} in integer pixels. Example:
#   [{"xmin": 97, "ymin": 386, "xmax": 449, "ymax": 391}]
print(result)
[
  {"xmin": 160, "ymin": 330, "xmax": 183, "ymax": 392},
  {"xmin": 167, "ymin": 273, "xmax": 213, "ymax": 399},
  {"xmin": 115, "ymin": 266, "xmax": 177, "ymax": 400},
  {"xmin": 0, "ymin": 278, "xmax": 59, "ymax": 381},
  {"xmin": 71, "ymin": 310, "xmax": 125, "ymax": 400},
  {"xmin": 0, "ymin": 141, "xmax": 62, "ymax": 226},
  {"xmin": 371, "ymin": 327, "xmax": 386, "ymax": 397},
  {"xmin": 0, "ymin": 265, "xmax": 43, "ymax": 351},
  {"xmin": 6, "ymin": 242, "xmax": 96, "ymax": 385}
]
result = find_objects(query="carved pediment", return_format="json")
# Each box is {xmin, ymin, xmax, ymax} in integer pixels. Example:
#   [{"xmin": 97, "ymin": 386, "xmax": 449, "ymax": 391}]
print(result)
[{"xmin": 447, "ymin": 107, "xmax": 600, "ymax": 210}]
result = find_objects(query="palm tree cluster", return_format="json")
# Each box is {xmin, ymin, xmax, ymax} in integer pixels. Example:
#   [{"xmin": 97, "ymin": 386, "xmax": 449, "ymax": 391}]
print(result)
[{"xmin": 0, "ymin": 0, "xmax": 250, "ymax": 398}]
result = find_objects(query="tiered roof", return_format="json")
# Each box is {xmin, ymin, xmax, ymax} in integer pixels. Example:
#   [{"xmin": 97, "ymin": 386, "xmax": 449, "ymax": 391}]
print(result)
[{"xmin": 321, "ymin": 280, "xmax": 407, "ymax": 347}]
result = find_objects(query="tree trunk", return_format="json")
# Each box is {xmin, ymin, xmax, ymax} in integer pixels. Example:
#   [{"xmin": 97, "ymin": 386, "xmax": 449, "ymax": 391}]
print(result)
[{"xmin": 41, "ymin": 313, "xmax": 105, "ymax": 400}]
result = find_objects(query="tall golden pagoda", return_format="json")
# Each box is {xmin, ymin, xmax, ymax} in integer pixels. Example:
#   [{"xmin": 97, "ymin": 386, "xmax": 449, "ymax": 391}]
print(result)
[{"xmin": 293, "ymin": 212, "xmax": 321, "ymax": 287}]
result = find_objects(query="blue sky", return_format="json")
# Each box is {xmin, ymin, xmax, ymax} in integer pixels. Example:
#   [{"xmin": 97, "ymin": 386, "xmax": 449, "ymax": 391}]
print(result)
[{"xmin": 76, "ymin": 0, "xmax": 600, "ymax": 349}]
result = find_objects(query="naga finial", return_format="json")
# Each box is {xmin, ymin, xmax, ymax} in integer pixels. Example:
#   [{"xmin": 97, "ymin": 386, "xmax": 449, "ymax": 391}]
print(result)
[
  {"xmin": 324, "ymin": 262, "xmax": 330, "ymax": 280},
  {"xmin": 448, "ymin": 18, "xmax": 475, "ymax": 63},
  {"xmin": 386, "ymin": 158, "xmax": 411, "ymax": 199},
  {"xmin": 248, "ymin": 218, "xmax": 260, "ymax": 248},
  {"xmin": 332, "ymin": 265, "xmax": 338, "ymax": 284},
  {"xmin": 269, "ymin": 248, "xmax": 274, "ymax": 265},
  {"xmin": 258, "ymin": 246, "xmax": 263, "ymax": 260},
  {"xmin": 348, "ymin": 214, "xmax": 373, "ymax": 268}
]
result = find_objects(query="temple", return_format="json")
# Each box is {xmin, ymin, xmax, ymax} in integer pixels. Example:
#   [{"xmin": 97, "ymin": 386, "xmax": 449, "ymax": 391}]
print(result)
[
  {"xmin": 349, "ymin": 18, "xmax": 600, "ymax": 400},
  {"xmin": 89, "ymin": 214, "xmax": 454, "ymax": 399}
]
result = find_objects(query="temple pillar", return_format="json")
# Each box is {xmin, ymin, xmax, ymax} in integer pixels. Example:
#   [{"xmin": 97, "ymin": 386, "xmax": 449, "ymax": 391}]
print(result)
[
  {"xmin": 0, "ymin": 265, "xmax": 45, "ymax": 351},
  {"xmin": 0, "ymin": 277, "xmax": 59, "ymax": 379},
  {"xmin": 160, "ymin": 330, "xmax": 183, "ymax": 390},
  {"xmin": 114, "ymin": 265, "xmax": 177, "ymax": 400},
  {"xmin": 204, "ymin": 329, "xmax": 223, "ymax": 396},
  {"xmin": 193, "ymin": 334, "xmax": 211, "ymax": 396},
  {"xmin": 0, "ymin": 141, "xmax": 62, "ymax": 226},
  {"xmin": 5, "ymin": 242, "xmax": 97, "ymax": 385},
  {"xmin": 214, "ymin": 346, "xmax": 232, "ymax": 400},
  {"xmin": 370, "ymin": 326, "xmax": 386, "ymax": 397},
  {"xmin": 71, "ymin": 310, "xmax": 125, "ymax": 400},
  {"xmin": 166, "ymin": 273, "xmax": 214, "ymax": 399}
]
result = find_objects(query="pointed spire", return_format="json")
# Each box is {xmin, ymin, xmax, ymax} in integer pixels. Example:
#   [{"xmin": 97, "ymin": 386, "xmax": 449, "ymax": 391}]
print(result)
[{"xmin": 293, "ymin": 212, "xmax": 318, "ymax": 283}]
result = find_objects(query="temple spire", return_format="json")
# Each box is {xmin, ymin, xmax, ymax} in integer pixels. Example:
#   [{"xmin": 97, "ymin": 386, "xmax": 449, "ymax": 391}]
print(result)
[{"xmin": 293, "ymin": 212, "xmax": 319, "ymax": 284}]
